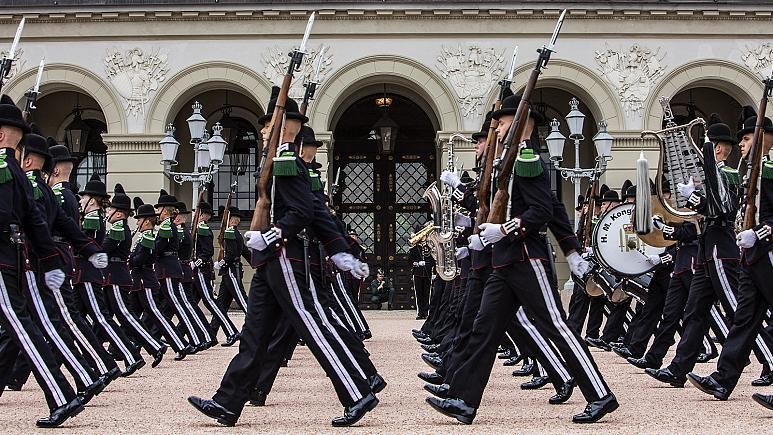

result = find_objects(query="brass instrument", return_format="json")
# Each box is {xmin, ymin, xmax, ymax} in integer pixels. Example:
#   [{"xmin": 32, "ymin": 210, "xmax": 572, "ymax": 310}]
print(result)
[{"xmin": 408, "ymin": 222, "xmax": 434, "ymax": 247}]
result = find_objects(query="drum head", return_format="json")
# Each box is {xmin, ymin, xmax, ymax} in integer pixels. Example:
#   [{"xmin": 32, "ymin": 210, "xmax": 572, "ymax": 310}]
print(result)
[{"xmin": 592, "ymin": 203, "xmax": 665, "ymax": 277}]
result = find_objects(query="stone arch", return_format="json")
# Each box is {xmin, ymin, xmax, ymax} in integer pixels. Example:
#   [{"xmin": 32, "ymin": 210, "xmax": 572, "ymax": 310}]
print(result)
[
  {"xmin": 310, "ymin": 55, "xmax": 463, "ymax": 134},
  {"xmin": 643, "ymin": 59, "xmax": 761, "ymax": 130},
  {"xmin": 145, "ymin": 61, "xmax": 273, "ymax": 134},
  {"xmin": 4, "ymin": 63, "xmax": 127, "ymax": 134},
  {"xmin": 501, "ymin": 59, "xmax": 624, "ymax": 131}
]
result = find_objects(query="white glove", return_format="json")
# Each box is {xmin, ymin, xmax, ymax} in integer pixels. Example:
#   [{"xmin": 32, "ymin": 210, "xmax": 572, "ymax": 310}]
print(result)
[
  {"xmin": 479, "ymin": 222, "xmax": 506, "ymax": 245},
  {"xmin": 737, "ymin": 229, "xmax": 758, "ymax": 249},
  {"xmin": 677, "ymin": 176, "xmax": 696, "ymax": 199},
  {"xmin": 468, "ymin": 234, "xmax": 485, "ymax": 251},
  {"xmin": 190, "ymin": 258, "xmax": 203, "ymax": 269},
  {"xmin": 566, "ymin": 252, "xmax": 591, "ymax": 277},
  {"xmin": 89, "ymin": 253, "xmax": 108, "ymax": 269},
  {"xmin": 412, "ymin": 261, "xmax": 418, "ymax": 266},
  {"xmin": 351, "ymin": 261, "xmax": 369, "ymax": 279},
  {"xmin": 440, "ymin": 170, "xmax": 461, "ymax": 188},
  {"xmin": 418, "ymin": 260, "xmax": 426, "ymax": 266},
  {"xmin": 455, "ymin": 247, "xmax": 469, "ymax": 260},
  {"xmin": 646, "ymin": 254, "xmax": 662, "ymax": 265},
  {"xmin": 652, "ymin": 216, "xmax": 666, "ymax": 230},
  {"xmin": 331, "ymin": 252, "xmax": 357, "ymax": 272},
  {"xmin": 213, "ymin": 259, "xmax": 225, "ymax": 270},
  {"xmin": 44, "ymin": 269, "xmax": 65, "ymax": 291},
  {"xmin": 244, "ymin": 228, "xmax": 281, "ymax": 252},
  {"xmin": 454, "ymin": 213, "xmax": 472, "ymax": 228}
]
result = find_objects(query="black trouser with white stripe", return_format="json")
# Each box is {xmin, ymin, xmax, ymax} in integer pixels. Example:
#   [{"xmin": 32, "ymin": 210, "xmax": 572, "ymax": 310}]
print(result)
[
  {"xmin": 104, "ymin": 285, "xmax": 163, "ymax": 354},
  {"xmin": 211, "ymin": 266, "xmax": 248, "ymax": 336},
  {"xmin": 178, "ymin": 281, "xmax": 213, "ymax": 344},
  {"xmin": 193, "ymin": 268, "xmax": 238, "ymax": 339},
  {"xmin": 509, "ymin": 307, "xmax": 573, "ymax": 390},
  {"xmin": 0, "ymin": 270, "xmax": 78, "ymax": 411},
  {"xmin": 76, "ymin": 281, "xmax": 141, "ymax": 367},
  {"xmin": 158, "ymin": 277, "xmax": 201, "ymax": 346},
  {"xmin": 136, "ymin": 287, "xmax": 188, "ymax": 352},
  {"xmin": 600, "ymin": 298, "xmax": 631, "ymax": 343},
  {"xmin": 213, "ymin": 249, "xmax": 371, "ymax": 417},
  {"xmin": 448, "ymin": 259, "xmax": 611, "ymax": 407},
  {"xmin": 627, "ymin": 269, "xmax": 672, "ymax": 358},
  {"xmin": 331, "ymin": 272, "xmax": 369, "ymax": 335}
]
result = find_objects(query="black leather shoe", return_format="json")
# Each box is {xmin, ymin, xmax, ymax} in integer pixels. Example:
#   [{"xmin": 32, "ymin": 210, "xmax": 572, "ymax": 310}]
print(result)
[
  {"xmin": 187, "ymin": 396, "xmax": 237, "ymax": 427},
  {"xmin": 152, "ymin": 345, "xmax": 167, "ymax": 368},
  {"xmin": 627, "ymin": 356, "xmax": 658, "ymax": 370},
  {"xmin": 80, "ymin": 379, "xmax": 106, "ymax": 405},
  {"xmin": 424, "ymin": 383, "xmax": 449, "ymax": 398},
  {"xmin": 549, "ymin": 378, "xmax": 575, "ymax": 405},
  {"xmin": 521, "ymin": 376, "xmax": 549, "ymax": 390},
  {"xmin": 123, "ymin": 359, "xmax": 146, "ymax": 377},
  {"xmin": 586, "ymin": 337, "xmax": 611, "ymax": 352},
  {"xmin": 503, "ymin": 354, "xmax": 524, "ymax": 367},
  {"xmin": 418, "ymin": 371, "xmax": 444, "ymax": 385},
  {"xmin": 752, "ymin": 371, "xmax": 773, "ymax": 387},
  {"xmin": 204, "ymin": 339, "xmax": 218, "ymax": 349},
  {"xmin": 248, "ymin": 390, "xmax": 267, "ymax": 406},
  {"xmin": 753, "ymin": 393, "xmax": 773, "ymax": 410},
  {"xmin": 645, "ymin": 367, "xmax": 686, "ymax": 387},
  {"xmin": 497, "ymin": 349, "xmax": 513, "ymax": 359},
  {"xmin": 102, "ymin": 367, "xmax": 123, "ymax": 387},
  {"xmin": 572, "ymin": 393, "xmax": 619, "ymax": 423},
  {"xmin": 512, "ymin": 362, "xmax": 536, "ymax": 377},
  {"xmin": 174, "ymin": 348, "xmax": 188, "ymax": 361},
  {"xmin": 369, "ymin": 373, "xmax": 387, "ymax": 394},
  {"xmin": 426, "ymin": 396, "xmax": 476, "ymax": 425},
  {"xmin": 417, "ymin": 336, "xmax": 435, "ymax": 345},
  {"xmin": 696, "ymin": 351, "xmax": 718, "ymax": 363},
  {"xmin": 611, "ymin": 345, "xmax": 633, "ymax": 359},
  {"xmin": 331, "ymin": 392, "xmax": 379, "ymax": 427},
  {"xmin": 36, "ymin": 396, "xmax": 85, "ymax": 428},
  {"xmin": 422, "ymin": 343, "xmax": 441, "ymax": 353},
  {"xmin": 687, "ymin": 373, "xmax": 728, "ymax": 400},
  {"xmin": 222, "ymin": 334, "xmax": 240, "ymax": 347},
  {"xmin": 422, "ymin": 353, "xmax": 442, "ymax": 370}
]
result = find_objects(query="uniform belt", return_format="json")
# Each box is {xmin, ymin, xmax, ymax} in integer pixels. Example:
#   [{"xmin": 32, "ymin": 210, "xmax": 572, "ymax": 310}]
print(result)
[
  {"xmin": 160, "ymin": 252, "xmax": 178, "ymax": 257},
  {"xmin": 109, "ymin": 257, "xmax": 126, "ymax": 263}
]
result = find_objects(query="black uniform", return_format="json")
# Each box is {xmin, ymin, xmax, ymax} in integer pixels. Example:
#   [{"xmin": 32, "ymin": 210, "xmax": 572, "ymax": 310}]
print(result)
[
  {"xmin": 211, "ymin": 223, "xmax": 249, "ymax": 337},
  {"xmin": 176, "ymin": 222, "xmax": 214, "ymax": 344},
  {"xmin": 409, "ymin": 245, "xmax": 434, "ymax": 319}
]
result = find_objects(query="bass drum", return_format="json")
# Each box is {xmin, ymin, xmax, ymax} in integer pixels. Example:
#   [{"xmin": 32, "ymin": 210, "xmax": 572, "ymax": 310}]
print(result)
[{"xmin": 592, "ymin": 203, "xmax": 665, "ymax": 277}]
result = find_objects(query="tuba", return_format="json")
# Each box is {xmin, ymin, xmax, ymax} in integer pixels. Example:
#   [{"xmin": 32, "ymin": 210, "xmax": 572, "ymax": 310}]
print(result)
[{"xmin": 635, "ymin": 97, "xmax": 705, "ymax": 247}]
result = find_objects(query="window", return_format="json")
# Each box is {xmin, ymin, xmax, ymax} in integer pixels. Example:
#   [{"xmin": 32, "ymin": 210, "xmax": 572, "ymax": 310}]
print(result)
[{"xmin": 209, "ymin": 116, "xmax": 260, "ymax": 216}]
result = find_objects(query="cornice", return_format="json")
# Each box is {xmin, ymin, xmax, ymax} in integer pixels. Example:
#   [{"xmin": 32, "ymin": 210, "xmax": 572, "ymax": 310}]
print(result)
[{"xmin": 103, "ymin": 134, "xmax": 165, "ymax": 153}]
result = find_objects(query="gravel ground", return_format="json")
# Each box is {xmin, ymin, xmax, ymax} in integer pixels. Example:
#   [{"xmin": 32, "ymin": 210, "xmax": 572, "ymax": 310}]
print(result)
[{"xmin": 3, "ymin": 310, "xmax": 772, "ymax": 434}]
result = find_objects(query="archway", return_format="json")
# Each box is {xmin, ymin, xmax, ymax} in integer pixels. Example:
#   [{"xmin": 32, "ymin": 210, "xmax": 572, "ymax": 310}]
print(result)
[{"xmin": 331, "ymin": 84, "xmax": 437, "ymax": 310}]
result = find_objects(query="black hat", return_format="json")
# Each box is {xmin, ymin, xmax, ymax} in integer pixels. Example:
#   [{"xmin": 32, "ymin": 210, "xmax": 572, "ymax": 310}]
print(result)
[
  {"xmin": 298, "ymin": 125, "xmax": 323, "ymax": 148},
  {"xmin": 623, "ymin": 185, "xmax": 637, "ymax": 200},
  {"xmin": 48, "ymin": 139, "xmax": 79, "ymax": 165},
  {"xmin": 21, "ymin": 133, "xmax": 53, "ymax": 172},
  {"xmin": 197, "ymin": 201, "xmax": 213, "ymax": 215},
  {"xmin": 0, "ymin": 94, "xmax": 30, "ymax": 134},
  {"xmin": 258, "ymin": 86, "xmax": 308, "ymax": 125},
  {"xmin": 491, "ymin": 94, "xmax": 546, "ymax": 124},
  {"xmin": 175, "ymin": 201, "xmax": 191, "ymax": 214},
  {"xmin": 133, "ymin": 197, "xmax": 158, "ymax": 219},
  {"xmin": 154, "ymin": 189, "xmax": 178, "ymax": 208},
  {"xmin": 601, "ymin": 189, "xmax": 621, "ymax": 203},
  {"xmin": 78, "ymin": 173, "xmax": 109, "ymax": 198},
  {"xmin": 737, "ymin": 115, "xmax": 773, "ymax": 141},
  {"xmin": 706, "ymin": 113, "xmax": 738, "ymax": 146},
  {"xmin": 472, "ymin": 111, "xmax": 493, "ymax": 141},
  {"xmin": 227, "ymin": 206, "xmax": 240, "ymax": 217},
  {"xmin": 595, "ymin": 183, "xmax": 609, "ymax": 206},
  {"xmin": 109, "ymin": 183, "xmax": 133, "ymax": 211},
  {"xmin": 620, "ymin": 179, "xmax": 632, "ymax": 196}
]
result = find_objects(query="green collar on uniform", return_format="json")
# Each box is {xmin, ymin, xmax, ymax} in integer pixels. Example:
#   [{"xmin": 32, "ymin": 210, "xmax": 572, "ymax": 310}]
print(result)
[
  {"xmin": 0, "ymin": 153, "xmax": 11, "ymax": 184},
  {"xmin": 140, "ymin": 229, "xmax": 156, "ymax": 248},
  {"xmin": 83, "ymin": 210, "xmax": 101, "ymax": 230},
  {"xmin": 224, "ymin": 225, "xmax": 236, "ymax": 240},
  {"xmin": 308, "ymin": 169, "xmax": 322, "ymax": 191},
  {"xmin": 157, "ymin": 217, "xmax": 173, "ymax": 239},
  {"xmin": 25, "ymin": 171, "xmax": 42, "ymax": 200},
  {"xmin": 196, "ymin": 221, "xmax": 212, "ymax": 236},
  {"xmin": 763, "ymin": 160, "xmax": 773, "ymax": 180},
  {"xmin": 108, "ymin": 220, "xmax": 126, "ymax": 241},
  {"xmin": 515, "ymin": 147, "xmax": 543, "ymax": 178}
]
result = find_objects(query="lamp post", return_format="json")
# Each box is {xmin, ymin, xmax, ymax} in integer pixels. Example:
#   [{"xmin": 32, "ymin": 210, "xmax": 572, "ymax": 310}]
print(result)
[
  {"xmin": 160, "ymin": 101, "xmax": 227, "ymax": 206},
  {"xmin": 545, "ymin": 97, "xmax": 614, "ymax": 230}
]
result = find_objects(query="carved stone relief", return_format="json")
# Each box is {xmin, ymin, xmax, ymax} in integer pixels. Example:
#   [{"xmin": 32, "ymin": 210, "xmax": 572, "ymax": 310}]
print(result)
[
  {"xmin": 595, "ymin": 44, "xmax": 666, "ymax": 116},
  {"xmin": 261, "ymin": 45, "xmax": 332, "ymax": 100},
  {"xmin": 104, "ymin": 47, "xmax": 169, "ymax": 118},
  {"xmin": 436, "ymin": 44, "xmax": 505, "ymax": 118},
  {"xmin": 741, "ymin": 43, "xmax": 773, "ymax": 79},
  {"xmin": 0, "ymin": 48, "xmax": 26, "ymax": 81}
]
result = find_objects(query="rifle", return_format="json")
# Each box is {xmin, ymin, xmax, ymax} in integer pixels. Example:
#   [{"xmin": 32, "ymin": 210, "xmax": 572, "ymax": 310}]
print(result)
[
  {"xmin": 217, "ymin": 182, "xmax": 238, "ymax": 262},
  {"xmin": 190, "ymin": 185, "xmax": 208, "ymax": 255},
  {"xmin": 299, "ymin": 45, "xmax": 326, "ymax": 116},
  {"xmin": 577, "ymin": 178, "xmax": 598, "ymax": 248},
  {"xmin": 739, "ymin": 64, "xmax": 773, "ymax": 231},
  {"xmin": 488, "ymin": 10, "xmax": 567, "ymax": 224},
  {"xmin": 476, "ymin": 47, "xmax": 518, "ymax": 231},
  {"xmin": 22, "ymin": 59, "xmax": 45, "ymax": 121},
  {"xmin": 0, "ymin": 17, "xmax": 24, "ymax": 94},
  {"xmin": 251, "ymin": 12, "xmax": 316, "ymax": 232}
]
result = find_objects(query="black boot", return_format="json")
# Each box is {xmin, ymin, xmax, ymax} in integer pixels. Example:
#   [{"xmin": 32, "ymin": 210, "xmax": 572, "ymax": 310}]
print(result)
[
  {"xmin": 571, "ymin": 393, "xmax": 619, "ymax": 423},
  {"xmin": 331, "ymin": 393, "xmax": 379, "ymax": 427}
]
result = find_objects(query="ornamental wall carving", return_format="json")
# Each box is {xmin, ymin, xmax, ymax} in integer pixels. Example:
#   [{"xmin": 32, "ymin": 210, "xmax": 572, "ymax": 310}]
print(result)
[
  {"xmin": 1, "ymin": 48, "xmax": 26, "ymax": 81},
  {"xmin": 595, "ymin": 44, "xmax": 666, "ymax": 116},
  {"xmin": 261, "ymin": 45, "xmax": 332, "ymax": 100},
  {"xmin": 741, "ymin": 43, "xmax": 773, "ymax": 79},
  {"xmin": 104, "ymin": 47, "xmax": 169, "ymax": 118},
  {"xmin": 436, "ymin": 44, "xmax": 505, "ymax": 118}
]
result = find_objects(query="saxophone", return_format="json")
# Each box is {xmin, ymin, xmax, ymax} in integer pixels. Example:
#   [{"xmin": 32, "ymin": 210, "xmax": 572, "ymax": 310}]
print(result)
[{"xmin": 422, "ymin": 134, "xmax": 469, "ymax": 281}]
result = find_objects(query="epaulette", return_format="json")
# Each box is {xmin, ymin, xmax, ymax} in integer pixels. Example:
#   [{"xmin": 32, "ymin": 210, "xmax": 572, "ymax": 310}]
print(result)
[
  {"xmin": 224, "ymin": 225, "xmax": 236, "ymax": 240},
  {"xmin": 25, "ymin": 172, "xmax": 42, "ymax": 200},
  {"xmin": 196, "ymin": 221, "xmax": 212, "ymax": 236},
  {"xmin": 108, "ymin": 220, "xmax": 126, "ymax": 241},
  {"xmin": 273, "ymin": 143, "xmax": 301, "ymax": 176},
  {"xmin": 177, "ymin": 226, "xmax": 184, "ymax": 235},
  {"xmin": 515, "ymin": 148, "xmax": 543, "ymax": 178},
  {"xmin": 157, "ymin": 218, "xmax": 173, "ymax": 239},
  {"xmin": 52, "ymin": 183, "xmax": 65, "ymax": 206},
  {"xmin": 82, "ymin": 210, "xmax": 101, "ymax": 230},
  {"xmin": 140, "ymin": 229, "xmax": 156, "ymax": 248},
  {"xmin": 309, "ymin": 169, "xmax": 322, "ymax": 191},
  {"xmin": 720, "ymin": 165, "xmax": 740, "ymax": 186},
  {"xmin": 0, "ymin": 153, "xmax": 11, "ymax": 184},
  {"xmin": 762, "ymin": 161, "xmax": 773, "ymax": 181}
]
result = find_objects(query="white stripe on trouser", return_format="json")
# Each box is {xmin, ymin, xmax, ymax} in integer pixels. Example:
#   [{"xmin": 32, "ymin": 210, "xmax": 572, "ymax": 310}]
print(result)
[
  {"xmin": 537, "ymin": 362, "xmax": 547, "ymax": 377},
  {"xmin": 84, "ymin": 282, "xmax": 137, "ymax": 365},
  {"xmin": 702, "ymin": 335, "xmax": 713, "ymax": 354},
  {"xmin": 52, "ymin": 284, "xmax": 109, "ymax": 374},
  {"xmin": 165, "ymin": 278, "xmax": 199, "ymax": 345},
  {"xmin": 0, "ymin": 274, "xmax": 67, "ymax": 406},
  {"xmin": 516, "ymin": 306, "xmax": 571, "ymax": 382},
  {"xmin": 144, "ymin": 288, "xmax": 185, "ymax": 349},
  {"xmin": 112, "ymin": 285, "xmax": 161, "ymax": 351},
  {"xmin": 27, "ymin": 272, "xmax": 94, "ymax": 386},
  {"xmin": 197, "ymin": 271, "xmax": 236, "ymax": 336},
  {"xmin": 413, "ymin": 276, "xmax": 419, "ymax": 316},
  {"xmin": 277, "ymin": 252, "xmax": 363, "ymax": 402},
  {"xmin": 710, "ymin": 306, "xmax": 729, "ymax": 337},
  {"xmin": 713, "ymin": 254, "xmax": 773, "ymax": 366},
  {"xmin": 227, "ymin": 269, "xmax": 248, "ymax": 311},
  {"xmin": 329, "ymin": 309, "xmax": 348, "ymax": 329},
  {"xmin": 531, "ymin": 259, "xmax": 608, "ymax": 398},
  {"xmin": 330, "ymin": 283, "xmax": 357, "ymax": 331},
  {"xmin": 504, "ymin": 332, "xmax": 520, "ymax": 355},
  {"xmin": 337, "ymin": 273, "xmax": 366, "ymax": 331},
  {"xmin": 178, "ymin": 282, "xmax": 212, "ymax": 342}
]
